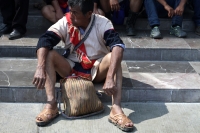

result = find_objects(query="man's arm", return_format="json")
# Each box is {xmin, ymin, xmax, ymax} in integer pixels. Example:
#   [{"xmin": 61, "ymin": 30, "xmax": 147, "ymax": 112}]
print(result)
[
  {"xmin": 157, "ymin": 0, "xmax": 174, "ymax": 17},
  {"xmin": 102, "ymin": 28, "xmax": 125, "ymax": 96},
  {"xmin": 33, "ymin": 16, "xmax": 67, "ymax": 89},
  {"xmin": 107, "ymin": 47, "xmax": 123, "ymax": 80},
  {"xmin": 102, "ymin": 46, "xmax": 123, "ymax": 96},
  {"xmin": 32, "ymin": 48, "xmax": 49, "ymax": 89},
  {"xmin": 33, "ymin": 31, "xmax": 61, "ymax": 89}
]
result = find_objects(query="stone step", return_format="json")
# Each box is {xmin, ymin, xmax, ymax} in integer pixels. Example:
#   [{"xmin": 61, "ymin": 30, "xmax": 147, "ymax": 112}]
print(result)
[
  {"xmin": 1, "ymin": 58, "xmax": 200, "ymax": 103},
  {"xmin": 1, "ymin": 29, "xmax": 200, "ymax": 61}
]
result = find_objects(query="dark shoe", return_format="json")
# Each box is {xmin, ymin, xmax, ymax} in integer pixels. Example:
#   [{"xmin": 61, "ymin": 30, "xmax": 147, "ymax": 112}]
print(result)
[
  {"xmin": 126, "ymin": 27, "xmax": 136, "ymax": 36},
  {"xmin": 126, "ymin": 12, "xmax": 138, "ymax": 36},
  {"xmin": 195, "ymin": 26, "xmax": 200, "ymax": 36},
  {"xmin": 170, "ymin": 26, "xmax": 187, "ymax": 38},
  {"xmin": 9, "ymin": 29, "xmax": 24, "ymax": 40},
  {"xmin": 150, "ymin": 26, "xmax": 162, "ymax": 39},
  {"xmin": 0, "ymin": 23, "xmax": 12, "ymax": 34}
]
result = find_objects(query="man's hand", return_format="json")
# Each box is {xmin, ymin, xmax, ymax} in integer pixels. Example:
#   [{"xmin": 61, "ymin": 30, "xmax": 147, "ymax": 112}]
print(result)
[
  {"xmin": 110, "ymin": 0, "xmax": 120, "ymax": 11},
  {"xmin": 164, "ymin": 4, "xmax": 174, "ymax": 18},
  {"xmin": 174, "ymin": 5, "xmax": 184, "ymax": 16},
  {"xmin": 103, "ymin": 78, "xmax": 117, "ymax": 96},
  {"xmin": 32, "ymin": 66, "xmax": 46, "ymax": 89}
]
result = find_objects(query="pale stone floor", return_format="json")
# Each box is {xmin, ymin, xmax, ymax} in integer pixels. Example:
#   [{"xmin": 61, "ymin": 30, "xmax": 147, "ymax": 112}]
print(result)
[{"xmin": 0, "ymin": 102, "xmax": 200, "ymax": 133}]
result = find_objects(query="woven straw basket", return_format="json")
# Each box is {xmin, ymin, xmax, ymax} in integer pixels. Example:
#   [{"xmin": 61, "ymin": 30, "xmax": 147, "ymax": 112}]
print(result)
[{"xmin": 59, "ymin": 76, "xmax": 104, "ymax": 118}]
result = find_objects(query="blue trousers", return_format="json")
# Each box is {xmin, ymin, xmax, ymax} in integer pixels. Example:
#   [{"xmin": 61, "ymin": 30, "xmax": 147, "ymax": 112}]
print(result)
[
  {"xmin": 144, "ymin": 0, "xmax": 183, "ymax": 27},
  {"xmin": 191, "ymin": 0, "xmax": 200, "ymax": 26}
]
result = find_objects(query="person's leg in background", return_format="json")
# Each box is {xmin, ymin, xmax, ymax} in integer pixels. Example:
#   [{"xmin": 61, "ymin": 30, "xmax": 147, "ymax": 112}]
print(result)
[
  {"xmin": 144, "ymin": 0, "xmax": 162, "ymax": 39},
  {"xmin": 9, "ymin": 0, "xmax": 29, "ymax": 40},
  {"xmin": 93, "ymin": 0, "xmax": 105, "ymax": 16},
  {"xmin": 0, "ymin": 0, "xmax": 15, "ymax": 36},
  {"xmin": 126, "ymin": 0, "xmax": 143, "ymax": 36},
  {"xmin": 191, "ymin": 0, "xmax": 200, "ymax": 36},
  {"xmin": 41, "ymin": 5, "xmax": 59, "ymax": 23},
  {"xmin": 99, "ymin": 0, "xmax": 112, "ymax": 19},
  {"xmin": 168, "ymin": 0, "xmax": 187, "ymax": 38}
]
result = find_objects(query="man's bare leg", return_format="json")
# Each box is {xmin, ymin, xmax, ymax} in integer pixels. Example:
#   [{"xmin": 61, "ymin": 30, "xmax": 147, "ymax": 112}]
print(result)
[
  {"xmin": 99, "ymin": 0, "xmax": 112, "ymax": 19},
  {"xmin": 93, "ymin": 53, "xmax": 133, "ymax": 127},
  {"xmin": 100, "ymin": 0, "xmax": 111, "ymax": 13},
  {"xmin": 36, "ymin": 50, "xmax": 72, "ymax": 121}
]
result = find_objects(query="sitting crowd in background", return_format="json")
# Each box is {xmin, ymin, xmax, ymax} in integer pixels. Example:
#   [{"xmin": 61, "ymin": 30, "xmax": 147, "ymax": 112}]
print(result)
[
  {"xmin": 189, "ymin": 0, "xmax": 200, "ymax": 36},
  {"xmin": 37, "ymin": 0, "xmax": 200, "ymax": 38},
  {"xmin": 0, "ymin": 0, "xmax": 29, "ymax": 40},
  {"xmin": 0, "ymin": 0, "xmax": 200, "ymax": 39}
]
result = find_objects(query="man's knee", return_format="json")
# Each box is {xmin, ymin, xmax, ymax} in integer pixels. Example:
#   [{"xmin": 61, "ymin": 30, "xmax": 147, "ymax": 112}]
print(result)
[
  {"xmin": 97, "ymin": 53, "xmax": 112, "ymax": 73},
  {"xmin": 103, "ymin": 53, "xmax": 111, "ymax": 65},
  {"xmin": 46, "ymin": 50, "xmax": 57, "ymax": 63}
]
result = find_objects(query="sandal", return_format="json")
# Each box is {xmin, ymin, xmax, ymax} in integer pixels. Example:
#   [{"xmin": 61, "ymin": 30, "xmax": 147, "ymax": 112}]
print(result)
[
  {"xmin": 35, "ymin": 108, "xmax": 59, "ymax": 127},
  {"xmin": 108, "ymin": 113, "xmax": 134, "ymax": 132}
]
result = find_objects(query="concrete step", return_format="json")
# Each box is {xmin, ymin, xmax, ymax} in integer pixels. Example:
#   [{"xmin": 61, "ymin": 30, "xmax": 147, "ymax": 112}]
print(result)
[
  {"xmin": 0, "ymin": 102, "xmax": 200, "ymax": 133},
  {"xmin": 1, "ymin": 29, "xmax": 200, "ymax": 61},
  {"xmin": 1, "ymin": 58, "xmax": 200, "ymax": 103}
]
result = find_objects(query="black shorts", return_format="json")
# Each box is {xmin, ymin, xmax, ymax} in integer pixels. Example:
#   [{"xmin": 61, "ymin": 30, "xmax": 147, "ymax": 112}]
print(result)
[{"xmin": 56, "ymin": 72, "xmax": 63, "ymax": 83}]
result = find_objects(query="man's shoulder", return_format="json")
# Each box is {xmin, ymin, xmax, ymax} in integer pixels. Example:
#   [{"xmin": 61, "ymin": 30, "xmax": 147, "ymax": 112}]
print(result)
[
  {"xmin": 94, "ymin": 14, "xmax": 114, "ymax": 32},
  {"xmin": 94, "ymin": 14, "xmax": 112, "ymax": 25}
]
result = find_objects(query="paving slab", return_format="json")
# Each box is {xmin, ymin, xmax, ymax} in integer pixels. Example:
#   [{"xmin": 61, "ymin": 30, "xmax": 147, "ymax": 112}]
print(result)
[{"xmin": 0, "ymin": 102, "xmax": 200, "ymax": 133}]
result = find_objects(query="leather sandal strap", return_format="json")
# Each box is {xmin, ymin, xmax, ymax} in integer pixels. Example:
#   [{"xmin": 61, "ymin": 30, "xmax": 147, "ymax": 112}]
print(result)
[
  {"xmin": 36, "ymin": 108, "xmax": 58, "ymax": 122},
  {"xmin": 110, "ymin": 114, "xmax": 133, "ymax": 128}
]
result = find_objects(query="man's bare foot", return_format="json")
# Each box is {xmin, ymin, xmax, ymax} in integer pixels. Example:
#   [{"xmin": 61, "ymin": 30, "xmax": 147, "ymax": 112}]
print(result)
[
  {"xmin": 44, "ymin": 100, "xmax": 57, "ymax": 109},
  {"xmin": 35, "ymin": 101, "xmax": 59, "ymax": 127},
  {"xmin": 109, "ymin": 104, "xmax": 134, "ymax": 131},
  {"xmin": 36, "ymin": 101, "xmax": 58, "ymax": 122}
]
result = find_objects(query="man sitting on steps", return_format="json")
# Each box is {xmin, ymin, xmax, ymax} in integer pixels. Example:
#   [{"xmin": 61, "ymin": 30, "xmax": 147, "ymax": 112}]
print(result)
[{"xmin": 33, "ymin": 0, "xmax": 134, "ymax": 132}]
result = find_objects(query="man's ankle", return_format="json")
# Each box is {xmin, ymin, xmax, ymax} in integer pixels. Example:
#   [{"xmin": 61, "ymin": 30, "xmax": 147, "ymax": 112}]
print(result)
[
  {"xmin": 110, "ymin": 104, "xmax": 123, "ymax": 115},
  {"xmin": 46, "ymin": 100, "xmax": 57, "ymax": 108}
]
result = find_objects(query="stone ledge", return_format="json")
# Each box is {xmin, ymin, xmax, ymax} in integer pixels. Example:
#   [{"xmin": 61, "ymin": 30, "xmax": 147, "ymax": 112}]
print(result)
[
  {"xmin": 1, "ymin": 87, "xmax": 200, "ymax": 103},
  {"xmin": 1, "ymin": 59, "xmax": 200, "ymax": 103},
  {"xmin": 1, "ymin": 46, "xmax": 200, "ymax": 61}
]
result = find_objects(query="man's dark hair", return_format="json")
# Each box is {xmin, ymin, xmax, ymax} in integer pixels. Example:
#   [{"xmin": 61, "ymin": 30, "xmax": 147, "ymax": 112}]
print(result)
[{"xmin": 68, "ymin": 0, "xmax": 94, "ymax": 15}]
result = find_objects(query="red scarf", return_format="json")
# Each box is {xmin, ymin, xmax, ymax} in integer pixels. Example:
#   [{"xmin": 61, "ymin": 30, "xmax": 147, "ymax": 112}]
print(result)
[
  {"xmin": 65, "ymin": 13, "xmax": 96, "ymax": 70},
  {"xmin": 65, "ymin": 13, "xmax": 96, "ymax": 80}
]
